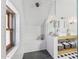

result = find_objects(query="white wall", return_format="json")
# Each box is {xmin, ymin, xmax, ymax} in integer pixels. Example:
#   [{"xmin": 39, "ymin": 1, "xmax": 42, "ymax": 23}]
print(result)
[
  {"xmin": 21, "ymin": 0, "xmax": 53, "ymax": 54},
  {"xmin": 56, "ymin": 0, "xmax": 77, "ymax": 17},
  {"xmin": 1, "ymin": 0, "xmax": 6, "ymax": 59}
]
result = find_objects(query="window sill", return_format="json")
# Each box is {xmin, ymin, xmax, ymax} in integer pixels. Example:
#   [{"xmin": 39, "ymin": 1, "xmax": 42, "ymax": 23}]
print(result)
[{"xmin": 6, "ymin": 46, "xmax": 18, "ymax": 59}]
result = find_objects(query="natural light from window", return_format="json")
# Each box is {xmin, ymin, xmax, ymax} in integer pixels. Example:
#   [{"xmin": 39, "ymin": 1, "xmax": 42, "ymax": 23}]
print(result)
[{"xmin": 6, "ymin": 30, "xmax": 10, "ymax": 46}]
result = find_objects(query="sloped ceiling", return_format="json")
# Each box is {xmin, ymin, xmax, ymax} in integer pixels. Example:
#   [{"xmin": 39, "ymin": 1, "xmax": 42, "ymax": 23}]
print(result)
[{"xmin": 23, "ymin": 0, "xmax": 53, "ymax": 26}]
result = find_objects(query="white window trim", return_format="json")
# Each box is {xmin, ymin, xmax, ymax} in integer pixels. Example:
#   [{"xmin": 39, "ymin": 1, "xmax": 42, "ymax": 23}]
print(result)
[{"xmin": 6, "ymin": 0, "xmax": 20, "ymax": 59}]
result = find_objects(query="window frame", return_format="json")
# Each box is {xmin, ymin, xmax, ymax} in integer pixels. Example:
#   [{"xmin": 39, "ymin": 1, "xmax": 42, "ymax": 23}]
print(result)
[
  {"xmin": 6, "ymin": 0, "xmax": 20, "ymax": 59},
  {"xmin": 6, "ymin": 8, "xmax": 14, "ymax": 51}
]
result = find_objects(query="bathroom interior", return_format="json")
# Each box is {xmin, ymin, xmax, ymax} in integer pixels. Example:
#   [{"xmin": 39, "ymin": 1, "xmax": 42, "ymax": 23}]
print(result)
[{"xmin": 1, "ymin": 0, "xmax": 78, "ymax": 59}]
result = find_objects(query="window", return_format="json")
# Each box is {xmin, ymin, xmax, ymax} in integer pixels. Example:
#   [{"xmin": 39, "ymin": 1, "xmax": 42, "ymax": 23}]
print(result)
[{"xmin": 6, "ymin": 6, "xmax": 15, "ymax": 51}]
